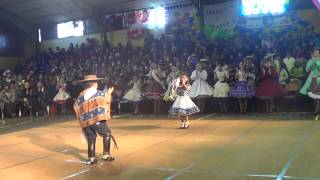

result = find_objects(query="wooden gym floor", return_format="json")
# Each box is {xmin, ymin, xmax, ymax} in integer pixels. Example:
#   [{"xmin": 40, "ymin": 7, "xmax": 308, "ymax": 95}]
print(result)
[{"xmin": 0, "ymin": 112, "xmax": 319, "ymax": 180}]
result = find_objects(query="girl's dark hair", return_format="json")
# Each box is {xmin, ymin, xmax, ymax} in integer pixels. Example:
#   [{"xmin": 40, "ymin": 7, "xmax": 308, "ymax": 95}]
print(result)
[
  {"xmin": 180, "ymin": 72, "xmax": 189, "ymax": 85},
  {"xmin": 180, "ymin": 72, "xmax": 188, "ymax": 77}
]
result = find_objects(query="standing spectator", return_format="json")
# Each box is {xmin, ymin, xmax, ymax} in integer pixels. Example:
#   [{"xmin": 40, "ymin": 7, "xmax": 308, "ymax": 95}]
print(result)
[
  {"xmin": 256, "ymin": 58, "xmax": 286, "ymax": 113},
  {"xmin": 32, "ymin": 81, "xmax": 48, "ymax": 116},
  {"xmin": 189, "ymin": 63, "xmax": 213, "ymax": 113},
  {"xmin": 213, "ymin": 63, "xmax": 230, "ymax": 113},
  {"xmin": 300, "ymin": 49, "xmax": 320, "ymax": 95},
  {"xmin": 230, "ymin": 62, "xmax": 255, "ymax": 113},
  {"xmin": 144, "ymin": 62, "xmax": 166, "ymax": 114},
  {"xmin": 53, "ymin": 78, "xmax": 70, "ymax": 114}
]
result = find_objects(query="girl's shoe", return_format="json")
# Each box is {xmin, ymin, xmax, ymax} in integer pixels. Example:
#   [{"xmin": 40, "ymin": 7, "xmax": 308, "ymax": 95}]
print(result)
[
  {"xmin": 102, "ymin": 154, "xmax": 115, "ymax": 161},
  {"xmin": 84, "ymin": 157, "xmax": 97, "ymax": 165},
  {"xmin": 184, "ymin": 121, "xmax": 189, "ymax": 129},
  {"xmin": 180, "ymin": 122, "xmax": 185, "ymax": 129}
]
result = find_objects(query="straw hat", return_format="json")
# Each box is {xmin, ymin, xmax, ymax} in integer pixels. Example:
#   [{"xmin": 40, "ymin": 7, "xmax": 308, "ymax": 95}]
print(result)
[
  {"xmin": 76, "ymin": 75, "xmax": 103, "ymax": 82},
  {"xmin": 264, "ymin": 53, "xmax": 275, "ymax": 59},
  {"xmin": 199, "ymin": 58, "xmax": 208, "ymax": 62}
]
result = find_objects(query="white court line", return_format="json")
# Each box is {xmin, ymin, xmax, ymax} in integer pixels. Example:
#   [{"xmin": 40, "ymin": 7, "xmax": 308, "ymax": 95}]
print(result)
[
  {"xmin": 141, "ymin": 166, "xmax": 277, "ymax": 178},
  {"xmin": 284, "ymin": 175, "xmax": 320, "ymax": 180},
  {"xmin": 163, "ymin": 117, "xmax": 264, "ymax": 180},
  {"xmin": 60, "ymin": 113, "xmax": 217, "ymax": 180},
  {"xmin": 164, "ymin": 163, "xmax": 194, "ymax": 180},
  {"xmin": 59, "ymin": 168, "xmax": 90, "ymax": 180},
  {"xmin": 276, "ymin": 122, "xmax": 316, "ymax": 180},
  {"xmin": 61, "ymin": 148, "xmax": 72, "ymax": 153},
  {"xmin": 112, "ymin": 113, "xmax": 133, "ymax": 119},
  {"xmin": 164, "ymin": 114, "xmax": 217, "ymax": 180},
  {"xmin": 137, "ymin": 166, "xmax": 320, "ymax": 180},
  {"xmin": 196, "ymin": 113, "xmax": 217, "ymax": 121},
  {"xmin": 0, "ymin": 125, "xmax": 11, "ymax": 129},
  {"xmin": 66, "ymin": 160, "xmax": 84, "ymax": 164}
]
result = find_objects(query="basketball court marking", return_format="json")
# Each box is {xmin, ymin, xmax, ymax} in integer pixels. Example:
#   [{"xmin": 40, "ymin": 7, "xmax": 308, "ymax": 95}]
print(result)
[
  {"xmin": 60, "ymin": 113, "xmax": 217, "ymax": 180},
  {"xmin": 0, "ymin": 147, "xmax": 73, "ymax": 171},
  {"xmin": 163, "ymin": 119, "xmax": 265, "ymax": 180},
  {"xmin": 276, "ymin": 122, "xmax": 316, "ymax": 180},
  {"xmin": 59, "ymin": 168, "xmax": 90, "ymax": 180},
  {"xmin": 136, "ymin": 166, "xmax": 320, "ymax": 180}
]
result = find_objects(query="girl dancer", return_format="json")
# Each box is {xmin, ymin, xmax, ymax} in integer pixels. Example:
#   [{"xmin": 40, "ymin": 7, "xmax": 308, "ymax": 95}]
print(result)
[
  {"xmin": 230, "ymin": 62, "xmax": 255, "ymax": 113},
  {"xmin": 189, "ymin": 63, "xmax": 213, "ymax": 113},
  {"xmin": 122, "ymin": 75, "xmax": 142, "ymax": 114},
  {"xmin": 169, "ymin": 73, "xmax": 199, "ymax": 129}
]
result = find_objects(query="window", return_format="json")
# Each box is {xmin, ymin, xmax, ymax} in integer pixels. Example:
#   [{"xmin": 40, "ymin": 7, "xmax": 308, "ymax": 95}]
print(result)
[
  {"xmin": 57, "ymin": 20, "xmax": 84, "ymax": 38},
  {"xmin": 38, "ymin": 28, "xmax": 42, "ymax": 42},
  {"xmin": 147, "ymin": 6, "xmax": 167, "ymax": 29},
  {"xmin": 0, "ymin": 34, "xmax": 6, "ymax": 48},
  {"xmin": 241, "ymin": 0, "xmax": 289, "ymax": 16}
]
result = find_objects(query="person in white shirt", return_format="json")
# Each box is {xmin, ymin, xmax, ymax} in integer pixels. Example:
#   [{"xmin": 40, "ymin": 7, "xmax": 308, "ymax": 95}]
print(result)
[
  {"xmin": 283, "ymin": 52, "xmax": 296, "ymax": 73},
  {"xmin": 189, "ymin": 63, "xmax": 213, "ymax": 113}
]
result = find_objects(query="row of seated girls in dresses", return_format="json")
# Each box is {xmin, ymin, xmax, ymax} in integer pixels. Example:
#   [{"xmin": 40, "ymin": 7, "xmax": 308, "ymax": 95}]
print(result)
[{"xmin": 121, "ymin": 53, "xmax": 309, "ymax": 114}]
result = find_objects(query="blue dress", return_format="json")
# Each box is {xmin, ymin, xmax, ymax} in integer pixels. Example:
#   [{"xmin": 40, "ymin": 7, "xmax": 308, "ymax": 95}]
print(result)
[{"xmin": 230, "ymin": 70, "xmax": 255, "ymax": 98}]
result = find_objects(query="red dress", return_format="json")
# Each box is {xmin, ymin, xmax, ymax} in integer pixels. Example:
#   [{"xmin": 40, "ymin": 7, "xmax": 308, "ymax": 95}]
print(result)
[{"xmin": 256, "ymin": 68, "xmax": 286, "ymax": 97}]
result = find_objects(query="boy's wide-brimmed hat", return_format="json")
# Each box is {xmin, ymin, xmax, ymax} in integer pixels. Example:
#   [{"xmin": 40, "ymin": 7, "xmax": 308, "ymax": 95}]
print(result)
[
  {"xmin": 246, "ymin": 55, "xmax": 255, "ymax": 59},
  {"xmin": 199, "ymin": 58, "xmax": 208, "ymax": 62},
  {"xmin": 264, "ymin": 53, "xmax": 275, "ymax": 59},
  {"xmin": 76, "ymin": 75, "xmax": 103, "ymax": 82}
]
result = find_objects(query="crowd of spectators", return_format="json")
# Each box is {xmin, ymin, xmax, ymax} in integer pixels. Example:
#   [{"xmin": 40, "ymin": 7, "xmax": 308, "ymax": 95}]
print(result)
[{"xmin": 0, "ymin": 15, "xmax": 319, "ymax": 118}]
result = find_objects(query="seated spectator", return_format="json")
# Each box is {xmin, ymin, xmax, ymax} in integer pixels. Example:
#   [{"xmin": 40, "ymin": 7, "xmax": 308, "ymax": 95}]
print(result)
[
  {"xmin": 290, "ymin": 60, "xmax": 306, "ymax": 80},
  {"xmin": 53, "ymin": 78, "xmax": 70, "ymax": 114},
  {"xmin": 283, "ymin": 52, "xmax": 296, "ymax": 73},
  {"xmin": 0, "ymin": 84, "xmax": 16, "ymax": 118},
  {"xmin": 32, "ymin": 81, "xmax": 48, "ymax": 116},
  {"xmin": 21, "ymin": 82, "xmax": 33, "ymax": 116},
  {"xmin": 279, "ymin": 62, "xmax": 289, "ymax": 85}
]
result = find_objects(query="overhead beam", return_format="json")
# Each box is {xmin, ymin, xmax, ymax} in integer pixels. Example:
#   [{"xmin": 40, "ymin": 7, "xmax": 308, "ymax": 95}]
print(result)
[
  {"xmin": 190, "ymin": 0, "xmax": 200, "ymax": 10},
  {"xmin": 71, "ymin": 0, "xmax": 103, "ymax": 22},
  {"xmin": 0, "ymin": 7, "xmax": 36, "ymax": 38}
]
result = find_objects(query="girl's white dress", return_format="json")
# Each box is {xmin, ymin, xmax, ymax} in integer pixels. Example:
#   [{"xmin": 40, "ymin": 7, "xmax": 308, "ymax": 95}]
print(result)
[
  {"xmin": 213, "ymin": 70, "xmax": 230, "ymax": 97},
  {"xmin": 123, "ymin": 80, "xmax": 142, "ymax": 102},
  {"xmin": 53, "ymin": 83, "xmax": 70, "ymax": 102},
  {"xmin": 189, "ymin": 70, "xmax": 213, "ymax": 98},
  {"xmin": 169, "ymin": 84, "xmax": 200, "ymax": 115}
]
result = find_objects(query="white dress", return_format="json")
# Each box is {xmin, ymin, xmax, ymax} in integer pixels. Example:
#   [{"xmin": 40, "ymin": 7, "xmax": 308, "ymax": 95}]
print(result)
[
  {"xmin": 213, "ymin": 70, "xmax": 230, "ymax": 98},
  {"xmin": 53, "ymin": 83, "xmax": 70, "ymax": 102},
  {"xmin": 169, "ymin": 85, "xmax": 200, "ymax": 115},
  {"xmin": 123, "ymin": 81, "xmax": 142, "ymax": 102},
  {"xmin": 189, "ymin": 70, "xmax": 213, "ymax": 98}
]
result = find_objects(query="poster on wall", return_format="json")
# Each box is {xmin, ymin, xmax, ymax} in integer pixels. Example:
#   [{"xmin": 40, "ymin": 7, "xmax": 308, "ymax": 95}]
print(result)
[
  {"xmin": 124, "ymin": 9, "xmax": 150, "ymax": 39},
  {"xmin": 165, "ymin": 3, "xmax": 198, "ymax": 33},
  {"xmin": 239, "ymin": 14, "xmax": 292, "ymax": 28},
  {"xmin": 203, "ymin": 0, "xmax": 238, "ymax": 29},
  {"xmin": 105, "ymin": 14, "xmax": 124, "ymax": 31},
  {"xmin": 238, "ymin": 0, "xmax": 291, "ymax": 28}
]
